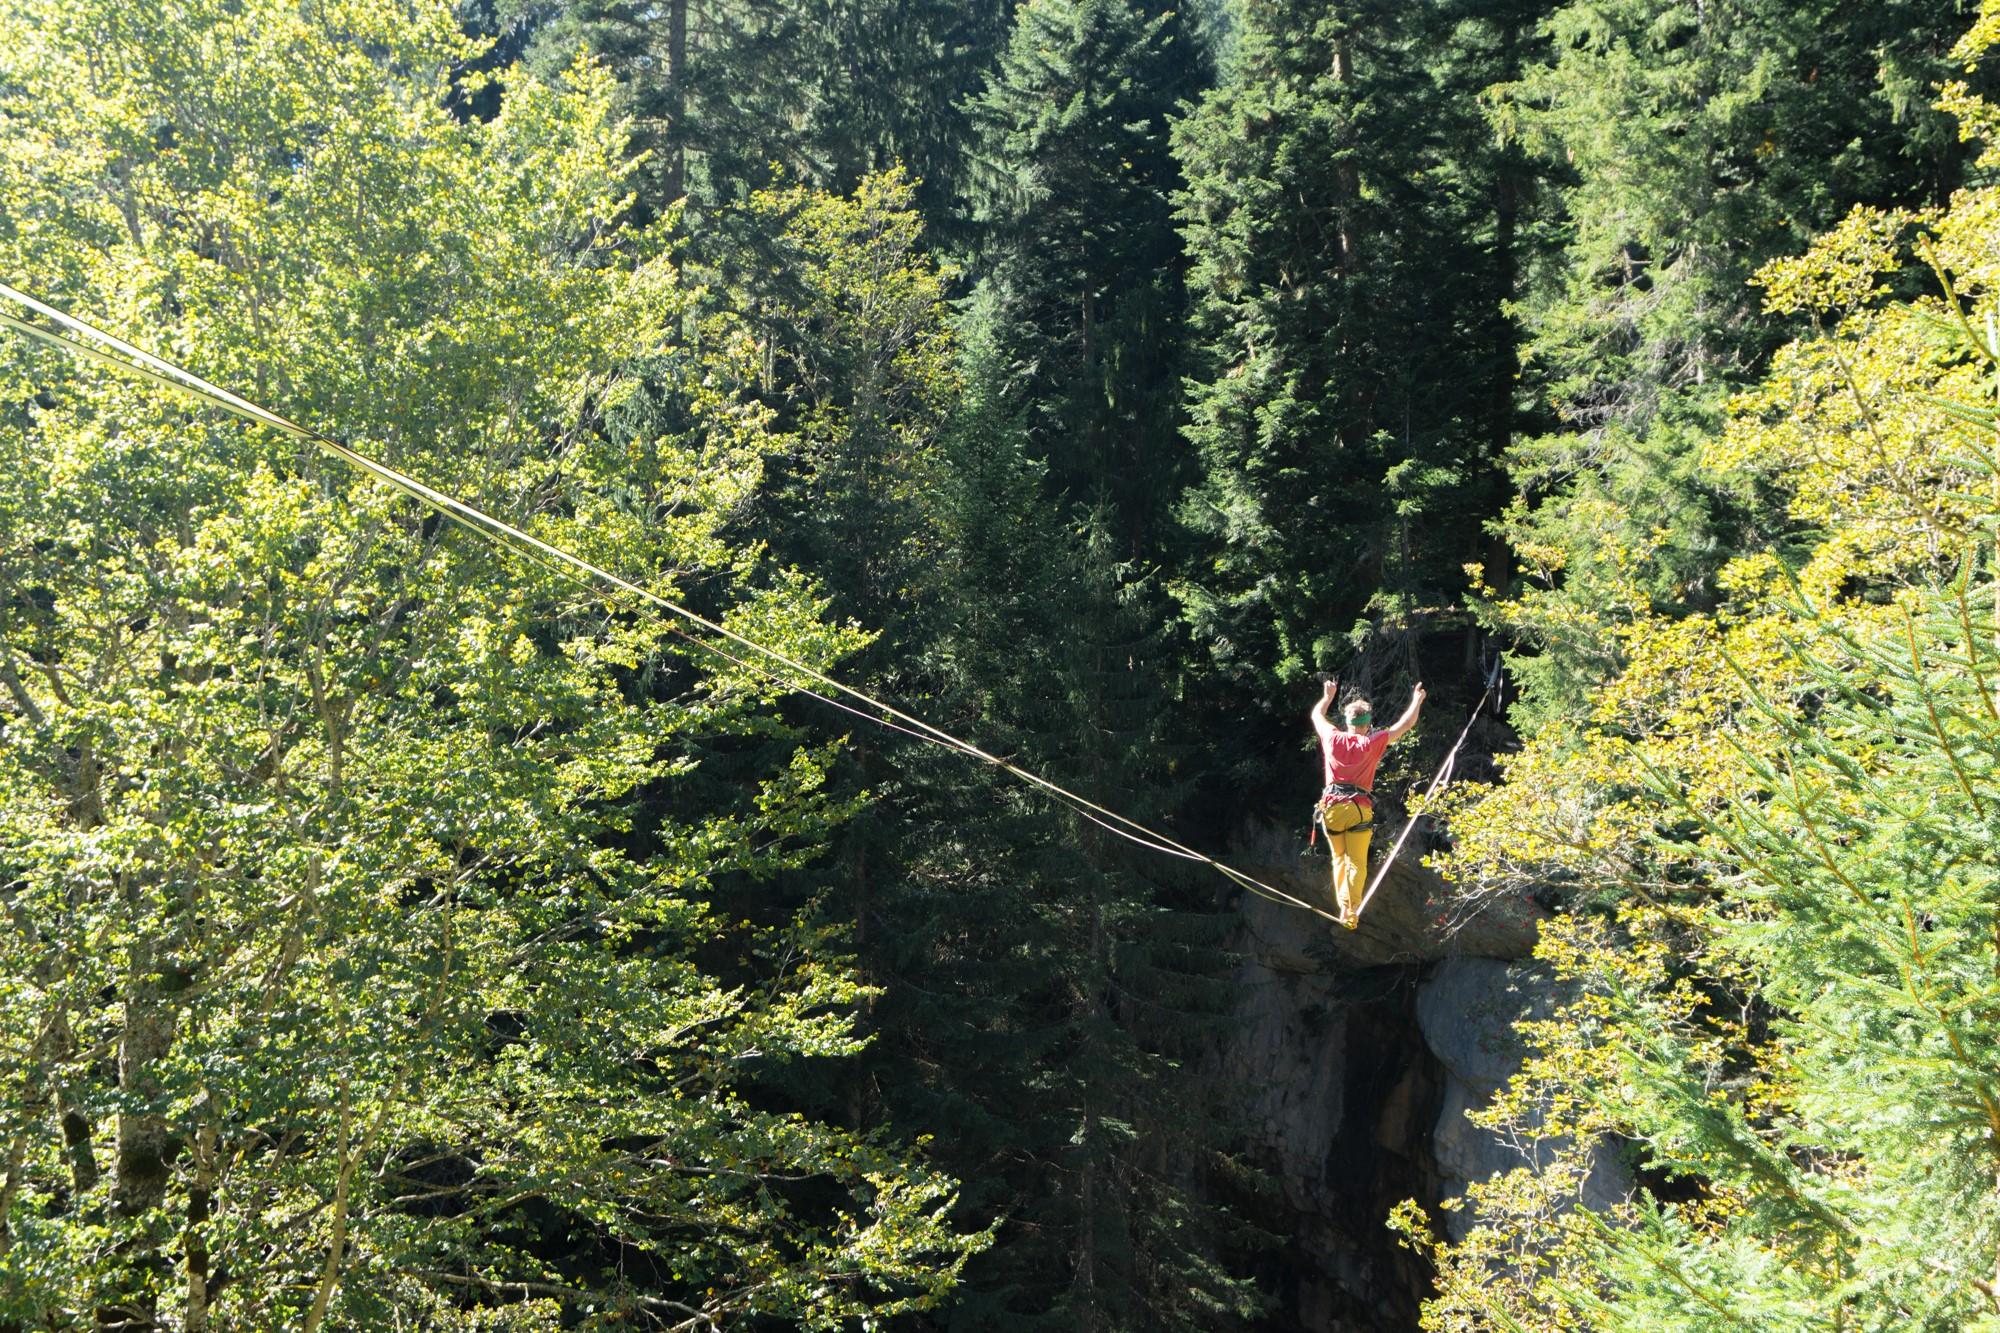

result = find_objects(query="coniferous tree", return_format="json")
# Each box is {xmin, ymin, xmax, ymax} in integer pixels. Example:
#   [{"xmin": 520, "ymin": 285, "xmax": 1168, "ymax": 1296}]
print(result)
[
  {"xmin": 965, "ymin": 534, "xmax": 1264, "ymax": 1333},
  {"xmin": 933, "ymin": 14, "xmax": 1272, "ymax": 1322},
  {"xmin": 1480, "ymin": 0, "xmax": 1981, "ymax": 727},
  {"xmin": 1495, "ymin": 0, "xmax": 1968, "ymax": 428},
  {"xmin": 861, "ymin": 427, "xmax": 1269, "ymax": 1330},
  {"xmin": 725, "ymin": 174, "xmax": 1269, "ymax": 1331},
  {"xmin": 1171, "ymin": 0, "xmax": 1512, "ymax": 699},
  {"xmin": 525, "ymin": 0, "xmax": 1012, "ymax": 231},
  {"xmin": 964, "ymin": 0, "xmax": 1204, "ymax": 557}
]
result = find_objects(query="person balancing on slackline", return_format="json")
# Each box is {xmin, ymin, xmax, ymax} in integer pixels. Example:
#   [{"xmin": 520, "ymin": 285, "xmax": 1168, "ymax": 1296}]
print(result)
[{"xmin": 1311, "ymin": 677, "xmax": 1426, "ymax": 929}]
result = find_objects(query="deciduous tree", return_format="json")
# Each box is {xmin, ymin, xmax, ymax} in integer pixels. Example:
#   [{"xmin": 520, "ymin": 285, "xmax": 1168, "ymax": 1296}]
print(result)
[{"xmin": 0, "ymin": 2, "xmax": 982, "ymax": 1324}]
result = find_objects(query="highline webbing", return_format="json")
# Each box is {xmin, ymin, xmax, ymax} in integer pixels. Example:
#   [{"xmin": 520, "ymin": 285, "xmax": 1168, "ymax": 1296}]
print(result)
[{"xmin": 0, "ymin": 281, "xmax": 1349, "ymax": 925}]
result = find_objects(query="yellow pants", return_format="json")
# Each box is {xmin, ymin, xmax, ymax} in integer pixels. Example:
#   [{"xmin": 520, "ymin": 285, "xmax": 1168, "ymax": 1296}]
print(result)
[{"xmin": 1321, "ymin": 799, "xmax": 1373, "ymax": 921}]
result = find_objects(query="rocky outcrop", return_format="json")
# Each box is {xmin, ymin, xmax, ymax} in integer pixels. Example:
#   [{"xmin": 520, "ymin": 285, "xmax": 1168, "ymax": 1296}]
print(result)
[
  {"xmin": 1231, "ymin": 818, "xmax": 1546, "ymax": 969},
  {"xmin": 1213, "ymin": 819, "xmax": 1619, "ymax": 1330},
  {"xmin": 1416, "ymin": 958, "xmax": 1632, "ymax": 1242},
  {"xmin": 1217, "ymin": 948, "xmax": 1443, "ymax": 1330}
]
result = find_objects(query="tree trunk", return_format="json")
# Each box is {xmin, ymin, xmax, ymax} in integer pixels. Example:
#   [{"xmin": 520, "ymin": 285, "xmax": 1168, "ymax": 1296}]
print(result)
[
  {"xmin": 666, "ymin": 0, "xmax": 689, "ymax": 202},
  {"xmin": 60, "ymin": 1096, "xmax": 100, "ymax": 1199},
  {"xmin": 183, "ymin": 1115, "xmax": 217, "ymax": 1331},
  {"xmin": 0, "ymin": 1117, "xmax": 32, "ymax": 1259},
  {"xmin": 1331, "ymin": 37, "xmax": 1359, "ymax": 271},
  {"xmin": 102, "ymin": 915, "xmax": 176, "ymax": 1332},
  {"xmin": 1491, "ymin": 16, "xmax": 1521, "ymax": 469},
  {"xmin": 301, "ymin": 1086, "xmax": 357, "ymax": 1333},
  {"xmin": 113, "ymin": 943, "xmax": 174, "ymax": 1220}
]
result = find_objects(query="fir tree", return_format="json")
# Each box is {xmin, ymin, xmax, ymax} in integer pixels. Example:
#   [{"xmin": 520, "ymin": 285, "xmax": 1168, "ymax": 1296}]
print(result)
[
  {"xmin": 526, "ymin": 0, "xmax": 1011, "ymax": 231},
  {"xmin": 964, "ymin": 0, "xmax": 1204, "ymax": 557},
  {"xmin": 1480, "ymin": 0, "xmax": 1982, "ymax": 727},
  {"xmin": 861, "ymin": 458, "xmax": 1270, "ymax": 1330},
  {"xmin": 1170, "ymin": 0, "xmax": 1512, "ymax": 698},
  {"xmin": 729, "ymin": 179, "xmax": 1271, "ymax": 1330},
  {"xmin": 1494, "ymin": 0, "xmax": 1969, "ymax": 428}
]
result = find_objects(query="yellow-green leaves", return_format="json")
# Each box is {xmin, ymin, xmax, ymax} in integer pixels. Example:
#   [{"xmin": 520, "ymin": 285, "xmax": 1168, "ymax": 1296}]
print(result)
[
  {"xmin": 1421, "ymin": 19, "xmax": 2000, "ymax": 1330},
  {"xmin": 0, "ymin": 3, "xmax": 982, "ymax": 1326}
]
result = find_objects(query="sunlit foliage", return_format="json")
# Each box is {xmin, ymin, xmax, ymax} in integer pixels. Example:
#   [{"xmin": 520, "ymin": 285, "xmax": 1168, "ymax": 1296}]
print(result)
[
  {"xmin": 1405, "ymin": 10, "xmax": 2000, "ymax": 1327},
  {"xmin": 0, "ymin": 1, "xmax": 984, "ymax": 1325}
]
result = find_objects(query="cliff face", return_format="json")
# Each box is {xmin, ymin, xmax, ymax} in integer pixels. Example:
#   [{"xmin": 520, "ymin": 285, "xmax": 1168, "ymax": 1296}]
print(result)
[{"xmin": 1219, "ymin": 822, "xmax": 1626, "ymax": 1331}]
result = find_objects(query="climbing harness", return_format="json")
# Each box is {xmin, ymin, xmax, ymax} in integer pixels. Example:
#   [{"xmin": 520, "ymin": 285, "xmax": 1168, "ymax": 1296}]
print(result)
[
  {"xmin": 1343, "ymin": 660, "xmax": 1503, "ymax": 927},
  {"xmin": 1314, "ymin": 779, "xmax": 1376, "ymax": 931},
  {"xmin": 0, "ymin": 281, "xmax": 1354, "ymax": 926},
  {"xmin": 1307, "ymin": 781, "xmax": 1374, "ymax": 849}
]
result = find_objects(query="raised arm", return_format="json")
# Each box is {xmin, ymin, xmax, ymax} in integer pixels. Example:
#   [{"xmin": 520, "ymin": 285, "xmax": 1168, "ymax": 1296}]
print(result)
[
  {"xmin": 1383, "ymin": 682, "xmax": 1426, "ymax": 743},
  {"xmin": 1311, "ymin": 677, "xmax": 1338, "ymax": 742}
]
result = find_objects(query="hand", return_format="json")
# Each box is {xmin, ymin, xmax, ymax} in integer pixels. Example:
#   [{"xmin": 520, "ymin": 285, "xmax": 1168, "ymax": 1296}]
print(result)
[
  {"xmin": 1322, "ymin": 678, "xmax": 1339, "ymax": 702},
  {"xmin": 1412, "ymin": 682, "xmax": 1427, "ymax": 704}
]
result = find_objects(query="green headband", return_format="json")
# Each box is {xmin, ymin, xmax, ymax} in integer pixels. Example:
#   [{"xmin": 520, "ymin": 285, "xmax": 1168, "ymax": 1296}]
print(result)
[{"xmin": 1348, "ymin": 711, "xmax": 1372, "ymax": 727}]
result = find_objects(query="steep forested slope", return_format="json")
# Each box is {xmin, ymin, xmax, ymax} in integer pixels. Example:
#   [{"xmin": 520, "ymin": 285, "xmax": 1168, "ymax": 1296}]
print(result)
[{"xmin": 3, "ymin": 0, "xmax": 1996, "ymax": 1328}]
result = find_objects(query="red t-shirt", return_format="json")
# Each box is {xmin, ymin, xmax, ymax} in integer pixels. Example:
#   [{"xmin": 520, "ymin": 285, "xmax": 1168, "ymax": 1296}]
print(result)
[{"xmin": 1322, "ymin": 728, "xmax": 1391, "ymax": 799}]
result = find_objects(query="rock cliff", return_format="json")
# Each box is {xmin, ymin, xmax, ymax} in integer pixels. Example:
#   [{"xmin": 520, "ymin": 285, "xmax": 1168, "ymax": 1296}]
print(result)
[{"xmin": 1217, "ymin": 820, "xmax": 1625, "ymax": 1330}]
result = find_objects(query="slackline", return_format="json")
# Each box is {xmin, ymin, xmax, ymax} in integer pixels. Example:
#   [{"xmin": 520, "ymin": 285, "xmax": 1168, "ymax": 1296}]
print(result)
[{"xmin": 0, "ymin": 281, "xmax": 1349, "ymax": 926}]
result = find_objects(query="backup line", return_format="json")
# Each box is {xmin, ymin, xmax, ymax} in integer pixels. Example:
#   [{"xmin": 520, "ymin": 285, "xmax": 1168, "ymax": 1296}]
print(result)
[{"xmin": 0, "ymin": 281, "xmax": 1344, "ymax": 925}]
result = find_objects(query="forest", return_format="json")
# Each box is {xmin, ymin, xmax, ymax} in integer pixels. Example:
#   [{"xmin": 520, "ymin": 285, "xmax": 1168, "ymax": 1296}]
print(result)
[{"xmin": 3, "ymin": 0, "xmax": 2000, "ymax": 1328}]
